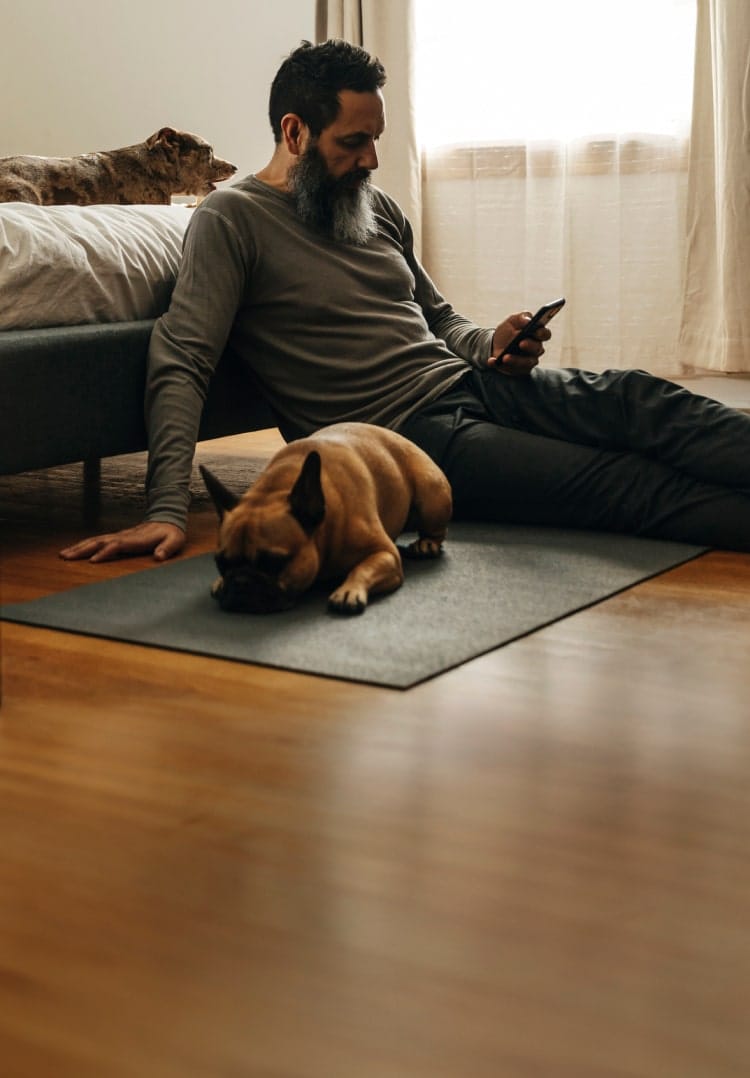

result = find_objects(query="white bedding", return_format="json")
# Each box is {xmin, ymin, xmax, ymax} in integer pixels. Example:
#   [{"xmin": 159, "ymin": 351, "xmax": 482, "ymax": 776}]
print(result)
[{"xmin": 0, "ymin": 203, "xmax": 193, "ymax": 331}]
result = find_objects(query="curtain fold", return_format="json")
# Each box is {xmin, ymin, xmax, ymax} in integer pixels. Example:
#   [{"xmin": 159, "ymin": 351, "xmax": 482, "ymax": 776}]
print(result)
[
  {"xmin": 315, "ymin": 0, "xmax": 422, "ymax": 254},
  {"xmin": 678, "ymin": 0, "xmax": 750, "ymax": 372}
]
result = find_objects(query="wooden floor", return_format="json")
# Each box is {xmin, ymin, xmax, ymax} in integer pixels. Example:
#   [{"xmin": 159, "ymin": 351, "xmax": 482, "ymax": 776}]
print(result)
[{"xmin": 2, "ymin": 427, "xmax": 750, "ymax": 1077}]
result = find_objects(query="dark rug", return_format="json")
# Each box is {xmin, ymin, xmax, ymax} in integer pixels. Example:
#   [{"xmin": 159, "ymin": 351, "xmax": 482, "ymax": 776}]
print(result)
[{"xmin": 0, "ymin": 524, "xmax": 705, "ymax": 688}]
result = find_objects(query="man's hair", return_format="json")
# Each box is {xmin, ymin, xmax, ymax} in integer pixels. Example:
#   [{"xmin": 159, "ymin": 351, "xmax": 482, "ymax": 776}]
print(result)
[{"xmin": 269, "ymin": 39, "xmax": 387, "ymax": 144}]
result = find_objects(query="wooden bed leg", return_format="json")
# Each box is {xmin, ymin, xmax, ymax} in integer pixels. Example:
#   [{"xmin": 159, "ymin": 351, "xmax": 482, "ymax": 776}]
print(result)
[{"xmin": 83, "ymin": 457, "xmax": 101, "ymax": 526}]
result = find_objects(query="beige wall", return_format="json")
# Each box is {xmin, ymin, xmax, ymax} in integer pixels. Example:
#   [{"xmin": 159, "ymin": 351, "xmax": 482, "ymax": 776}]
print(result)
[{"xmin": 1, "ymin": 0, "xmax": 315, "ymax": 180}]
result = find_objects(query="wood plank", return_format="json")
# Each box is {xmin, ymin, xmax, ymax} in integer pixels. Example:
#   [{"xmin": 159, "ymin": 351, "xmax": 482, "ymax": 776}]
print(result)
[{"xmin": 2, "ymin": 431, "xmax": 750, "ymax": 1077}]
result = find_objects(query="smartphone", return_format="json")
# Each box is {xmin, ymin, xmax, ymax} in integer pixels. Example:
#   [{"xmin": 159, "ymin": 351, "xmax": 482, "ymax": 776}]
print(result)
[{"xmin": 505, "ymin": 297, "xmax": 566, "ymax": 354}]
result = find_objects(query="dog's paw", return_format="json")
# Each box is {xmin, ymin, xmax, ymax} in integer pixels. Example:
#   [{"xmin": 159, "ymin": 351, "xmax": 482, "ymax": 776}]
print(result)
[
  {"xmin": 327, "ymin": 585, "xmax": 367, "ymax": 615},
  {"xmin": 403, "ymin": 537, "xmax": 444, "ymax": 560},
  {"xmin": 210, "ymin": 576, "xmax": 224, "ymax": 600}
]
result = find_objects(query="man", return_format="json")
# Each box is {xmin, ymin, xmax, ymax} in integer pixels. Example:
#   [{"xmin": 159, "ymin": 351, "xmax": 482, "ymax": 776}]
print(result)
[{"xmin": 62, "ymin": 39, "xmax": 750, "ymax": 564}]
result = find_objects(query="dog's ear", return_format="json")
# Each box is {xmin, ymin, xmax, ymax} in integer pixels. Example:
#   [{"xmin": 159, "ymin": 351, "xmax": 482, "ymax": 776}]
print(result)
[
  {"xmin": 289, "ymin": 451, "xmax": 325, "ymax": 534},
  {"xmin": 199, "ymin": 464, "xmax": 240, "ymax": 521},
  {"xmin": 146, "ymin": 127, "xmax": 179, "ymax": 150}
]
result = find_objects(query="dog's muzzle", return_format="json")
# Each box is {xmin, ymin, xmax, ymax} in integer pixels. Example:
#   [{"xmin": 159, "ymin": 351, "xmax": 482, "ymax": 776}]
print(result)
[{"xmin": 212, "ymin": 562, "xmax": 296, "ymax": 614}]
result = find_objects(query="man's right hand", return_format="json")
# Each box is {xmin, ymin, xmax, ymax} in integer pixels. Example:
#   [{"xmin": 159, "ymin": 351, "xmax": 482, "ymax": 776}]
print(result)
[
  {"xmin": 488, "ymin": 312, "xmax": 550, "ymax": 374},
  {"xmin": 59, "ymin": 521, "xmax": 186, "ymax": 563}
]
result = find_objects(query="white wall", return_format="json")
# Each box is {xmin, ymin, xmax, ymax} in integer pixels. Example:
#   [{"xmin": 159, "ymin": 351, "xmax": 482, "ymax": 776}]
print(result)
[{"xmin": 1, "ymin": 0, "xmax": 315, "ymax": 180}]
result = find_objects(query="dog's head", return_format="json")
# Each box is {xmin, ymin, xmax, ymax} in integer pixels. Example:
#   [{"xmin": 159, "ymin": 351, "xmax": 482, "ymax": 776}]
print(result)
[
  {"xmin": 200, "ymin": 453, "xmax": 325, "ymax": 613},
  {"xmin": 146, "ymin": 127, "xmax": 237, "ymax": 196}
]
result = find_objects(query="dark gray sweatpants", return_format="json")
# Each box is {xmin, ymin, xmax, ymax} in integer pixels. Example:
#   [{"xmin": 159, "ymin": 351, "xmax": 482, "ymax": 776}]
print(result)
[{"xmin": 399, "ymin": 367, "xmax": 750, "ymax": 551}]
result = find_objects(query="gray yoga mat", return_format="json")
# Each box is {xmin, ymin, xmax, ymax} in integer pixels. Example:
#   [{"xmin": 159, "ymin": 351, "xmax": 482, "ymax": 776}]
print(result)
[{"xmin": 1, "ymin": 524, "xmax": 705, "ymax": 688}]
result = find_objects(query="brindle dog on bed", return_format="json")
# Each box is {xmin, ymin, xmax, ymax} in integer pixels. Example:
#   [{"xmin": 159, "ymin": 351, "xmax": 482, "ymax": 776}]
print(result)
[{"xmin": 0, "ymin": 127, "xmax": 236, "ymax": 205}]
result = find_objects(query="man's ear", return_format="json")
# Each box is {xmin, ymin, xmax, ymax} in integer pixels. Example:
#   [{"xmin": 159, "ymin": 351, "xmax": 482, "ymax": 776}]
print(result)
[
  {"xmin": 199, "ymin": 464, "xmax": 240, "ymax": 521},
  {"xmin": 279, "ymin": 113, "xmax": 308, "ymax": 157},
  {"xmin": 289, "ymin": 451, "xmax": 325, "ymax": 533}
]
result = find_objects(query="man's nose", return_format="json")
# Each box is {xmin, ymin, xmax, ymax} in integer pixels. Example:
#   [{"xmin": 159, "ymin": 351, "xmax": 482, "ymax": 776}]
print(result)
[{"xmin": 359, "ymin": 140, "xmax": 379, "ymax": 171}]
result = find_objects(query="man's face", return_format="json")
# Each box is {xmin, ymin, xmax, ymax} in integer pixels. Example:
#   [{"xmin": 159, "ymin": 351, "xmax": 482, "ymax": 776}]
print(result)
[
  {"xmin": 288, "ymin": 89, "xmax": 386, "ymax": 245},
  {"xmin": 314, "ymin": 88, "xmax": 385, "ymax": 180}
]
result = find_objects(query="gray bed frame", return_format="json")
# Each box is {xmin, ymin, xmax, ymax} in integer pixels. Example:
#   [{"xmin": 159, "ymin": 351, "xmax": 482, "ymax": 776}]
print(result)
[{"xmin": 0, "ymin": 319, "xmax": 275, "ymax": 505}]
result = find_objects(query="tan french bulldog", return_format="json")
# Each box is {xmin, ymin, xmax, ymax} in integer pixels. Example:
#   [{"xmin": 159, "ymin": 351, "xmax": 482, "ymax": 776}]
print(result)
[{"xmin": 200, "ymin": 422, "xmax": 452, "ymax": 615}]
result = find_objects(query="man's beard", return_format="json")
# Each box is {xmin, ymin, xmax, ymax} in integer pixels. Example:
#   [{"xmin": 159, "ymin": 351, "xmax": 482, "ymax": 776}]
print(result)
[{"xmin": 289, "ymin": 143, "xmax": 377, "ymax": 246}]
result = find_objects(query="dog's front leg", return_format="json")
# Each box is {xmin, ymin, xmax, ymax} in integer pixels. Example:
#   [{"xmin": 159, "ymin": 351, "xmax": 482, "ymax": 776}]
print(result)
[{"xmin": 328, "ymin": 550, "xmax": 404, "ymax": 615}]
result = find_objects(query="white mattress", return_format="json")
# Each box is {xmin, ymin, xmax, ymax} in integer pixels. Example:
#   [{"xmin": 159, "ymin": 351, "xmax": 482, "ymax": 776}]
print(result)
[{"xmin": 0, "ymin": 202, "xmax": 192, "ymax": 330}]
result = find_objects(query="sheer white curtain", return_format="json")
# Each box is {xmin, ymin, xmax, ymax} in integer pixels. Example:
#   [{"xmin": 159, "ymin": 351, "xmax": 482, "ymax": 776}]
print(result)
[
  {"xmin": 679, "ymin": 0, "xmax": 750, "ymax": 372},
  {"xmin": 416, "ymin": 0, "xmax": 697, "ymax": 377}
]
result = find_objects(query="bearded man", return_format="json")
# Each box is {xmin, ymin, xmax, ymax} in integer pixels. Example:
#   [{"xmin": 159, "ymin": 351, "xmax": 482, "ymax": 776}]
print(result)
[{"xmin": 62, "ymin": 39, "xmax": 750, "ymax": 563}]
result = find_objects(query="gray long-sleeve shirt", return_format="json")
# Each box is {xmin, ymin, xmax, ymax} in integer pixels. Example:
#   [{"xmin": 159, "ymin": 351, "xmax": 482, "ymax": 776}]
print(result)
[{"xmin": 145, "ymin": 175, "xmax": 494, "ymax": 528}]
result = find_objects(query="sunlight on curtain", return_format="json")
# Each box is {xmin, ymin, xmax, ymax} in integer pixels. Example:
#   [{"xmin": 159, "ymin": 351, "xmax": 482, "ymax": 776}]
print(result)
[
  {"xmin": 679, "ymin": 0, "xmax": 750, "ymax": 372},
  {"xmin": 416, "ymin": 0, "xmax": 694, "ymax": 146},
  {"xmin": 415, "ymin": 0, "xmax": 697, "ymax": 376}
]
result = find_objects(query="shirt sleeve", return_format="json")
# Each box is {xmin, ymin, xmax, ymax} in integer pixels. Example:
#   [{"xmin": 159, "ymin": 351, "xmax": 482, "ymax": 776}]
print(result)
[
  {"xmin": 144, "ymin": 203, "xmax": 250, "ymax": 529},
  {"xmin": 396, "ymin": 206, "xmax": 494, "ymax": 366}
]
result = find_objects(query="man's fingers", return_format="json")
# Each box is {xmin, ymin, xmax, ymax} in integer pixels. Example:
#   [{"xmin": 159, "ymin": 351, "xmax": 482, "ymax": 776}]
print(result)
[
  {"xmin": 59, "ymin": 537, "xmax": 110, "ymax": 560},
  {"xmin": 154, "ymin": 532, "xmax": 185, "ymax": 561},
  {"xmin": 89, "ymin": 540, "xmax": 129, "ymax": 563},
  {"xmin": 60, "ymin": 535, "xmax": 129, "ymax": 562},
  {"xmin": 490, "ymin": 351, "xmax": 541, "ymax": 375},
  {"xmin": 492, "ymin": 311, "xmax": 555, "ymax": 362},
  {"xmin": 60, "ymin": 522, "xmax": 186, "ymax": 564}
]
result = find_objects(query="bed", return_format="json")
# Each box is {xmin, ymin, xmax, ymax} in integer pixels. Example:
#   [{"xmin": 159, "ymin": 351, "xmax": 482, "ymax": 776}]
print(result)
[{"xmin": 0, "ymin": 202, "xmax": 275, "ymax": 480}]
